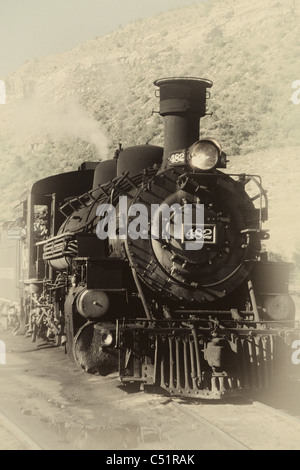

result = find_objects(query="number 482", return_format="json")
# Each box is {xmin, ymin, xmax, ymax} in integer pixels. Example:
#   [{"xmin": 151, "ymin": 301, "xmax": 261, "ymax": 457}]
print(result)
[{"xmin": 185, "ymin": 228, "xmax": 213, "ymax": 241}]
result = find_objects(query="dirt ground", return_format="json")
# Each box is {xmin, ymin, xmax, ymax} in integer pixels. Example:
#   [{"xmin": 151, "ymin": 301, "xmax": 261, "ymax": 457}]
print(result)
[
  {"xmin": 1, "ymin": 316, "xmax": 300, "ymax": 450},
  {"xmin": 0, "ymin": 328, "xmax": 239, "ymax": 450}
]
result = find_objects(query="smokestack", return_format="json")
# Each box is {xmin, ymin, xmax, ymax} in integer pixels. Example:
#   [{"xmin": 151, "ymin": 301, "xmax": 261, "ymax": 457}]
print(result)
[{"xmin": 154, "ymin": 77, "xmax": 213, "ymax": 170}]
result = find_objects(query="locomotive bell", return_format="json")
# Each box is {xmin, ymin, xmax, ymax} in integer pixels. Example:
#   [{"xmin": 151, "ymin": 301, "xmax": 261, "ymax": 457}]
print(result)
[{"xmin": 154, "ymin": 77, "xmax": 213, "ymax": 170}]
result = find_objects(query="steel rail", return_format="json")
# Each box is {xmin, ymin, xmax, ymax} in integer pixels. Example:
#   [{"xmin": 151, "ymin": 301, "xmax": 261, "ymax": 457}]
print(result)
[
  {"xmin": 0, "ymin": 410, "xmax": 43, "ymax": 450},
  {"xmin": 171, "ymin": 401, "xmax": 251, "ymax": 450}
]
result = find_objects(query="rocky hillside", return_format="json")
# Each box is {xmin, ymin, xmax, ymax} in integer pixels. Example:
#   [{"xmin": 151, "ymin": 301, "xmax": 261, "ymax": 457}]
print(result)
[{"xmin": 0, "ymin": 0, "xmax": 299, "ymax": 261}]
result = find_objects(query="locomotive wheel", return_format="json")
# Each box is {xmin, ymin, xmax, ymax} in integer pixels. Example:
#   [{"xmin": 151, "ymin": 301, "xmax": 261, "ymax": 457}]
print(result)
[
  {"xmin": 64, "ymin": 289, "xmax": 78, "ymax": 362},
  {"xmin": 73, "ymin": 322, "xmax": 118, "ymax": 375},
  {"xmin": 32, "ymin": 323, "xmax": 37, "ymax": 343},
  {"xmin": 12, "ymin": 315, "xmax": 23, "ymax": 335},
  {"xmin": 55, "ymin": 332, "xmax": 61, "ymax": 346}
]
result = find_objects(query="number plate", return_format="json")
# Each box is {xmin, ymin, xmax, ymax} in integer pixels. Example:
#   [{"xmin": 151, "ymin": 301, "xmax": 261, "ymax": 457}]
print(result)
[
  {"xmin": 183, "ymin": 224, "xmax": 216, "ymax": 244},
  {"xmin": 168, "ymin": 150, "xmax": 186, "ymax": 165}
]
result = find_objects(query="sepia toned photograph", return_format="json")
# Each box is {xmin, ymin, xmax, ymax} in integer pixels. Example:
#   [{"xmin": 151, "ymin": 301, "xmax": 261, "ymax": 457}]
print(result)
[{"xmin": 0, "ymin": 0, "xmax": 300, "ymax": 453}]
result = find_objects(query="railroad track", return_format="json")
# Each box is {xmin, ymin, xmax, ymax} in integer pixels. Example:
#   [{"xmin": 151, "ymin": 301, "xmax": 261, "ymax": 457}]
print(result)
[
  {"xmin": 0, "ymin": 410, "xmax": 42, "ymax": 450},
  {"xmin": 252, "ymin": 400, "xmax": 300, "ymax": 425},
  {"xmin": 2, "ymin": 327, "xmax": 300, "ymax": 450},
  {"xmin": 1, "ymin": 389, "xmax": 300, "ymax": 450},
  {"xmin": 171, "ymin": 397, "xmax": 300, "ymax": 450},
  {"xmin": 171, "ymin": 401, "xmax": 250, "ymax": 450}
]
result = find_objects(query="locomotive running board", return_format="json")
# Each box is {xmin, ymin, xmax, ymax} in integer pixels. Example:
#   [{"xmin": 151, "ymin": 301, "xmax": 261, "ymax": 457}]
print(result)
[{"xmin": 118, "ymin": 319, "xmax": 299, "ymax": 399}]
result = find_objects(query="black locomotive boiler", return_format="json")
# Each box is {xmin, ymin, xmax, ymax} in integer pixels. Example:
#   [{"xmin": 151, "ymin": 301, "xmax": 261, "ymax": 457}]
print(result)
[{"xmin": 4, "ymin": 77, "xmax": 299, "ymax": 399}]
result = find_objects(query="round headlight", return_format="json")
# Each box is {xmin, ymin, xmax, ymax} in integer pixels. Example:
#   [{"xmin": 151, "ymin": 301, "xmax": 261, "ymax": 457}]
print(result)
[
  {"xmin": 189, "ymin": 139, "xmax": 220, "ymax": 171},
  {"xmin": 100, "ymin": 330, "xmax": 114, "ymax": 347}
]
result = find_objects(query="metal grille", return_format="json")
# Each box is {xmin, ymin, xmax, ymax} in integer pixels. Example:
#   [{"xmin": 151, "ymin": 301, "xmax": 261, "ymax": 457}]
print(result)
[
  {"xmin": 156, "ymin": 333, "xmax": 278, "ymax": 399},
  {"xmin": 42, "ymin": 233, "xmax": 78, "ymax": 261},
  {"xmin": 234, "ymin": 335, "xmax": 274, "ymax": 389}
]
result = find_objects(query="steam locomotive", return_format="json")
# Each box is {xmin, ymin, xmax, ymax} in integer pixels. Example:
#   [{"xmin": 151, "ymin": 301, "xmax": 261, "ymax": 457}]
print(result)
[{"xmin": 1, "ymin": 77, "xmax": 298, "ymax": 399}]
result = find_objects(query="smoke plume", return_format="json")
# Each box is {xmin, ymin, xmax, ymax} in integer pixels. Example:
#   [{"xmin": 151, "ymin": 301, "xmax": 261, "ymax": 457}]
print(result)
[{"xmin": 12, "ymin": 96, "xmax": 109, "ymax": 159}]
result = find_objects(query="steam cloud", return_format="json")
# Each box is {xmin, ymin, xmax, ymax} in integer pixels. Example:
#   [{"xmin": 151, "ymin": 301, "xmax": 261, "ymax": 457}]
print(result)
[{"xmin": 12, "ymin": 96, "xmax": 109, "ymax": 159}]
